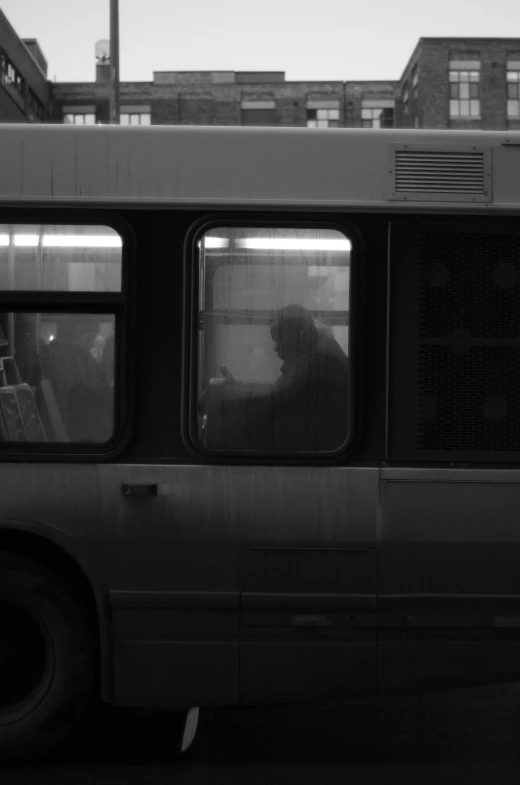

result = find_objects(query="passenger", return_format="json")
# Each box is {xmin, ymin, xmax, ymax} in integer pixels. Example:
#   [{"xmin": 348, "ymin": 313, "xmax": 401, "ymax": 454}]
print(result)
[
  {"xmin": 201, "ymin": 305, "xmax": 349, "ymax": 451},
  {"xmin": 266, "ymin": 305, "xmax": 349, "ymax": 449},
  {"xmin": 41, "ymin": 319, "xmax": 112, "ymax": 442},
  {"xmin": 100, "ymin": 335, "xmax": 115, "ymax": 388}
]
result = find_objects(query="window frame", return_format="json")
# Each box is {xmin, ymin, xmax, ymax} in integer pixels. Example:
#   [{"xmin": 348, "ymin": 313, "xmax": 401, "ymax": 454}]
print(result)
[
  {"xmin": 120, "ymin": 112, "xmax": 151, "ymax": 126},
  {"xmin": 63, "ymin": 113, "xmax": 97, "ymax": 125},
  {"xmin": 0, "ymin": 49, "xmax": 25, "ymax": 113},
  {"xmin": 28, "ymin": 88, "xmax": 45, "ymax": 121},
  {"xmin": 306, "ymin": 107, "xmax": 340, "ymax": 128},
  {"xmin": 361, "ymin": 105, "xmax": 395, "ymax": 129},
  {"xmin": 0, "ymin": 210, "xmax": 134, "ymax": 461},
  {"xmin": 183, "ymin": 214, "xmax": 360, "ymax": 463},
  {"xmin": 506, "ymin": 69, "xmax": 520, "ymax": 118},
  {"xmin": 448, "ymin": 69, "xmax": 481, "ymax": 118}
]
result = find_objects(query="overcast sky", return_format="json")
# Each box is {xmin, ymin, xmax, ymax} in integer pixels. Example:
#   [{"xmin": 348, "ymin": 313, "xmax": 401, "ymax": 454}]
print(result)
[{"xmin": 2, "ymin": 0, "xmax": 519, "ymax": 83}]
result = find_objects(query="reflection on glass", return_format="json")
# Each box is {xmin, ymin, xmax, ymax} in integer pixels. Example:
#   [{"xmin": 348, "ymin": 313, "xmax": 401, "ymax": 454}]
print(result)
[
  {"xmin": 0, "ymin": 312, "xmax": 115, "ymax": 443},
  {"xmin": 0, "ymin": 225, "xmax": 122, "ymax": 292},
  {"xmin": 197, "ymin": 227, "xmax": 351, "ymax": 454}
]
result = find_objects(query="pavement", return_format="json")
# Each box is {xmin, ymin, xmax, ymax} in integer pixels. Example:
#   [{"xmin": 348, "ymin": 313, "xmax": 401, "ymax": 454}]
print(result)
[{"xmin": 3, "ymin": 682, "xmax": 520, "ymax": 784}]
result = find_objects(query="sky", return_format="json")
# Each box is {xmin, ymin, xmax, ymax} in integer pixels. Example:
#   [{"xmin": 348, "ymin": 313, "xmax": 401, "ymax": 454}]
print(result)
[{"xmin": 2, "ymin": 0, "xmax": 520, "ymax": 84}]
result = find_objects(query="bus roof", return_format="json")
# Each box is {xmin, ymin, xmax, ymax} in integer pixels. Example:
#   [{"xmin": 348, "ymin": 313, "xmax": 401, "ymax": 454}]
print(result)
[{"xmin": 0, "ymin": 124, "xmax": 519, "ymax": 211}]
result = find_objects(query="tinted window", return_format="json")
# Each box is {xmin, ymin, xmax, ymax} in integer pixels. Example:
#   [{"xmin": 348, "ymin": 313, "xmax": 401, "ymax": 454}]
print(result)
[
  {"xmin": 0, "ymin": 225, "xmax": 122, "ymax": 292},
  {"xmin": 0, "ymin": 312, "xmax": 114, "ymax": 443},
  {"xmin": 196, "ymin": 226, "xmax": 351, "ymax": 454}
]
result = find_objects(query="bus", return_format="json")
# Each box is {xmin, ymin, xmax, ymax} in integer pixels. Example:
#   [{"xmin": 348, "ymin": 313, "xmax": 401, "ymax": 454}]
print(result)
[{"xmin": 1, "ymin": 123, "xmax": 520, "ymax": 760}]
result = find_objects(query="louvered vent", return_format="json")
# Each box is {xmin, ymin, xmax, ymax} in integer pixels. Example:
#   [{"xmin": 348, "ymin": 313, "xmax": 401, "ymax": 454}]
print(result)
[{"xmin": 391, "ymin": 147, "xmax": 490, "ymax": 202}]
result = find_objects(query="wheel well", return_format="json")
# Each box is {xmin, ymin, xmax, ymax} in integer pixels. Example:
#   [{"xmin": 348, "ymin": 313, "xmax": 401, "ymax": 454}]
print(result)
[{"xmin": 0, "ymin": 528, "xmax": 103, "ymax": 681}]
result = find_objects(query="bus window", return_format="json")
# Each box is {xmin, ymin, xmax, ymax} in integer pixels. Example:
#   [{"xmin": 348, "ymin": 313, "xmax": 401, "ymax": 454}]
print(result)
[
  {"xmin": 0, "ymin": 224, "xmax": 122, "ymax": 292},
  {"xmin": 195, "ymin": 226, "xmax": 351, "ymax": 454},
  {"xmin": 0, "ymin": 223, "xmax": 122, "ymax": 445},
  {"xmin": 0, "ymin": 312, "xmax": 115, "ymax": 443}
]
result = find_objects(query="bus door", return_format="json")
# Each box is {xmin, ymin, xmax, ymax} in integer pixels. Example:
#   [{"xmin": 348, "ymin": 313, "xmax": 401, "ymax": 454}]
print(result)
[{"xmin": 379, "ymin": 219, "xmax": 520, "ymax": 694}]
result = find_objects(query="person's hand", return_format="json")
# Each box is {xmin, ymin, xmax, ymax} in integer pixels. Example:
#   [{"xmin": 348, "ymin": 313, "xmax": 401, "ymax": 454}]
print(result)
[{"xmin": 219, "ymin": 365, "xmax": 236, "ymax": 383}]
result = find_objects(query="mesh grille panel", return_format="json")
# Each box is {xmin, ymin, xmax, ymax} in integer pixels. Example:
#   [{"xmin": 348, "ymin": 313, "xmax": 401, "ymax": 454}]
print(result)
[
  {"xmin": 418, "ymin": 345, "xmax": 520, "ymax": 451},
  {"xmin": 416, "ymin": 229, "xmax": 520, "ymax": 453},
  {"xmin": 419, "ymin": 233, "xmax": 520, "ymax": 339}
]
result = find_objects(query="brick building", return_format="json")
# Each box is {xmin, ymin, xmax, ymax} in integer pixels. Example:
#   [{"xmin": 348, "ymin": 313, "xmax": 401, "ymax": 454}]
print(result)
[
  {"xmin": 398, "ymin": 38, "xmax": 520, "ymax": 131},
  {"xmin": 0, "ymin": 8, "xmax": 50, "ymax": 123},
  {"xmin": 53, "ymin": 65, "xmax": 400, "ymax": 129},
  {"xmin": 1, "ymin": 6, "xmax": 519, "ymax": 131}
]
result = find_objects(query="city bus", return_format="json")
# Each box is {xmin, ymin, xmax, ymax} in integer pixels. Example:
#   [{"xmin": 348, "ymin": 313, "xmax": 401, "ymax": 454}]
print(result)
[{"xmin": 1, "ymin": 123, "xmax": 520, "ymax": 760}]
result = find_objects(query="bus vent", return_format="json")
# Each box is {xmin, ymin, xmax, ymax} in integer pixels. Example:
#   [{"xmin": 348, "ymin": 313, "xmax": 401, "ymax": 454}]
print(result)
[{"xmin": 390, "ymin": 146, "xmax": 491, "ymax": 202}]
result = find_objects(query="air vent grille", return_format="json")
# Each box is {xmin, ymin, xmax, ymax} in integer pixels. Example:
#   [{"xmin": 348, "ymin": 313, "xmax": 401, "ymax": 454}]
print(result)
[{"xmin": 394, "ymin": 149, "xmax": 487, "ymax": 197}]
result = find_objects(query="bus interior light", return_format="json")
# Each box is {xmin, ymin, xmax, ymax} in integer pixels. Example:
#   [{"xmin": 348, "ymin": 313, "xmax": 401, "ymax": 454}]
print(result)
[
  {"xmin": 14, "ymin": 235, "xmax": 39, "ymax": 247},
  {"xmin": 0, "ymin": 235, "xmax": 122, "ymax": 248},
  {"xmin": 42, "ymin": 236, "xmax": 122, "ymax": 248},
  {"xmin": 236, "ymin": 239, "xmax": 351, "ymax": 251},
  {"xmin": 204, "ymin": 238, "xmax": 229, "ymax": 248}
]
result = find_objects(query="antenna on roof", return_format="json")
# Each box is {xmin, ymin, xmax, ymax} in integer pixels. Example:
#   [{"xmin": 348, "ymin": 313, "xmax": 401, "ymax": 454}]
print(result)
[{"xmin": 95, "ymin": 39, "xmax": 110, "ymax": 64}]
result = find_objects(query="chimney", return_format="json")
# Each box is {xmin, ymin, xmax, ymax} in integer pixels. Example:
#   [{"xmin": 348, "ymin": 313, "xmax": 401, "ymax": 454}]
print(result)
[{"xmin": 95, "ymin": 39, "xmax": 110, "ymax": 84}]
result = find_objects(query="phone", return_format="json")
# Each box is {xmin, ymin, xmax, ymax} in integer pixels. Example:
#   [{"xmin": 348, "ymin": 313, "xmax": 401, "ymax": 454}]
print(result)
[{"xmin": 219, "ymin": 364, "xmax": 235, "ymax": 382}]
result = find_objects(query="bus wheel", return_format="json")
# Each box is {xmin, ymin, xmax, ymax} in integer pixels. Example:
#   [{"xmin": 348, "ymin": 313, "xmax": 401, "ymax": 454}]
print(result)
[{"xmin": 0, "ymin": 550, "xmax": 98, "ymax": 762}]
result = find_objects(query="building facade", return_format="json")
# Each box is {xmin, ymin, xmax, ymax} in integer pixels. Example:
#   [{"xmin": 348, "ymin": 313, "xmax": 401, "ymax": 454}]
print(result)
[
  {"xmin": 398, "ymin": 38, "xmax": 520, "ymax": 132},
  {"xmin": 53, "ymin": 66, "xmax": 400, "ymax": 130},
  {"xmin": 1, "ymin": 7, "xmax": 519, "ymax": 132},
  {"xmin": 0, "ymin": 9, "xmax": 50, "ymax": 123}
]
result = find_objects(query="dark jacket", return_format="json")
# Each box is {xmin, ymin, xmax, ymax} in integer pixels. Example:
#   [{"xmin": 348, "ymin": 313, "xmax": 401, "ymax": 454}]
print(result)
[{"xmin": 203, "ymin": 329, "xmax": 349, "ymax": 452}]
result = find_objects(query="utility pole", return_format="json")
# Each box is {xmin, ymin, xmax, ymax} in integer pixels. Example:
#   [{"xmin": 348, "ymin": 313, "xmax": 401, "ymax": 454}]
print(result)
[{"xmin": 109, "ymin": 0, "xmax": 120, "ymax": 124}]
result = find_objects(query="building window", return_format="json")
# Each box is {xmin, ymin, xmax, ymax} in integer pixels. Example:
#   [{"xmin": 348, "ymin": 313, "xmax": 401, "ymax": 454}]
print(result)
[
  {"xmin": 361, "ymin": 100, "xmax": 394, "ymax": 128},
  {"xmin": 194, "ymin": 226, "xmax": 351, "ymax": 455},
  {"xmin": 241, "ymin": 100, "xmax": 276, "ymax": 126},
  {"xmin": 401, "ymin": 80, "xmax": 410, "ymax": 116},
  {"xmin": 120, "ymin": 106, "xmax": 151, "ymax": 125},
  {"xmin": 306, "ymin": 101, "xmax": 340, "ymax": 128},
  {"xmin": 0, "ymin": 51, "xmax": 25, "ymax": 112},
  {"xmin": 507, "ymin": 61, "xmax": 520, "ymax": 119},
  {"xmin": 411, "ymin": 66, "xmax": 419, "ymax": 97},
  {"xmin": 28, "ymin": 89, "xmax": 45, "ymax": 122},
  {"xmin": 449, "ymin": 60, "xmax": 480, "ymax": 118},
  {"xmin": 306, "ymin": 108, "xmax": 339, "ymax": 128},
  {"xmin": 63, "ymin": 112, "xmax": 96, "ymax": 125}
]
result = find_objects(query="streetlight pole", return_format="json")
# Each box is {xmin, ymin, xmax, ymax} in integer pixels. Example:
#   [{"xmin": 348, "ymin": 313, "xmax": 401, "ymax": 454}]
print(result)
[{"xmin": 109, "ymin": 0, "xmax": 120, "ymax": 124}]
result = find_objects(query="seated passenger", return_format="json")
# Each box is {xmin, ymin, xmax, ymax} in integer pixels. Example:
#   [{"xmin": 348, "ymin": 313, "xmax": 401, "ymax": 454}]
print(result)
[
  {"xmin": 200, "ymin": 305, "xmax": 349, "ymax": 452},
  {"xmin": 41, "ymin": 319, "xmax": 112, "ymax": 442},
  {"xmin": 100, "ymin": 335, "xmax": 115, "ymax": 388}
]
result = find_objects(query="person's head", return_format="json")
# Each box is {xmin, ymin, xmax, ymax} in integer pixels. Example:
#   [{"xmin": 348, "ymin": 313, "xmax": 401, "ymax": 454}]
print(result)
[
  {"xmin": 270, "ymin": 305, "xmax": 318, "ymax": 364},
  {"xmin": 71, "ymin": 319, "xmax": 100, "ymax": 351}
]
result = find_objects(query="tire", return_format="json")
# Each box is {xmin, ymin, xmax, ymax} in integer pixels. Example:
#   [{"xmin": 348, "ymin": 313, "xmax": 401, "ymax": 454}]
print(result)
[{"xmin": 0, "ymin": 550, "xmax": 98, "ymax": 762}]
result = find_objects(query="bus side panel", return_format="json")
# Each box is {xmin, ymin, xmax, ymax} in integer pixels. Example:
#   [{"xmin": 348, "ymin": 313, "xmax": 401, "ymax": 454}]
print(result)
[
  {"xmin": 378, "ymin": 474, "xmax": 520, "ymax": 695},
  {"xmin": 0, "ymin": 462, "xmax": 377, "ymax": 708},
  {"xmin": 240, "ymin": 547, "xmax": 377, "ymax": 705},
  {"xmin": 108, "ymin": 570, "xmax": 240, "ymax": 707},
  {"xmin": 100, "ymin": 465, "xmax": 379, "ymax": 707}
]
